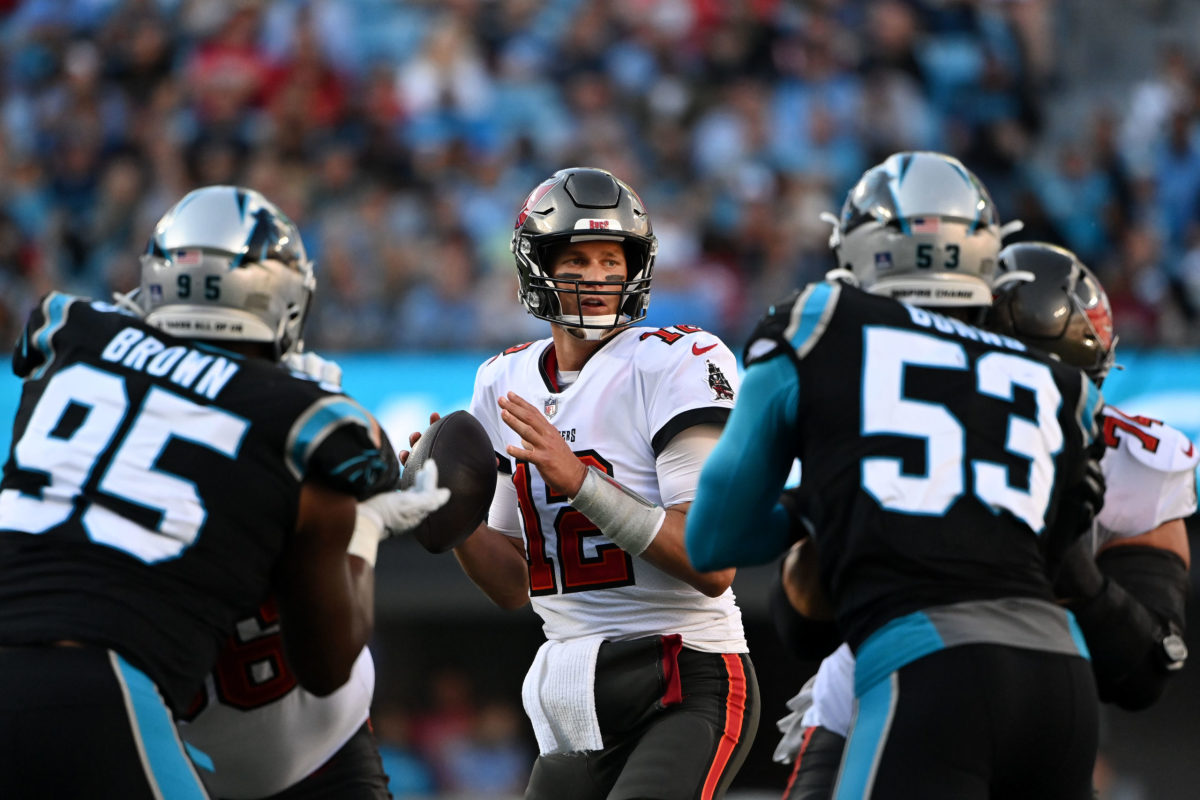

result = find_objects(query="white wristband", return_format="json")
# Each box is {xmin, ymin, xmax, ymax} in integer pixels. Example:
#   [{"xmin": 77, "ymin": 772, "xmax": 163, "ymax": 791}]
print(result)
[
  {"xmin": 346, "ymin": 505, "xmax": 384, "ymax": 566},
  {"xmin": 569, "ymin": 465, "xmax": 666, "ymax": 556}
]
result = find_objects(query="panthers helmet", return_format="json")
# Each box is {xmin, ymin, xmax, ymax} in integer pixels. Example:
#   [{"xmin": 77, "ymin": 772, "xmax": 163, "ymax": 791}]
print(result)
[
  {"xmin": 511, "ymin": 167, "xmax": 657, "ymax": 339},
  {"xmin": 986, "ymin": 242, "xmax": 1117, "ymax": 385},
  {"xmin": 828, "ymin": 151, "xmax": 1002, "ymax": 308},
  {"xmin": 137, "ymin": 186, "xmax": 315, "ymax": 358}
]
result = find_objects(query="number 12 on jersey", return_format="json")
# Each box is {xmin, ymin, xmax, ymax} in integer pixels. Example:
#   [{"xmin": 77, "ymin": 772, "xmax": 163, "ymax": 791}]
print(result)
[{"xmin": 514, "ymin": 451, "xmax": 636, "ymax": 595}]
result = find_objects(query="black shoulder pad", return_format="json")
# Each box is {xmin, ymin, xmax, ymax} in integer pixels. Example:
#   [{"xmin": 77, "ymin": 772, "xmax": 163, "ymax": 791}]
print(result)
[{"xmin": 743, "ymin": 290, "xmax": 802, "ymax": 367}]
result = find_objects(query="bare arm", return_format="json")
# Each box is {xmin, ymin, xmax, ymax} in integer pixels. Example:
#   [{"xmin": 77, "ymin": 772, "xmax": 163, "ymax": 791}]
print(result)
[
  {"xmin": 273, "ymin": 480, "xmax": 373, "ymax": 696},
  {"xmin": 1098, "ymin": 518, "xmax": 1190, "ymax": 567},
  {"xmin": 453, "ymin": 521, "xmax": 532, "ymax": 610},
  {"xmin": 639, "ymin": 502, "xmax": 735, "ymax": 597}
]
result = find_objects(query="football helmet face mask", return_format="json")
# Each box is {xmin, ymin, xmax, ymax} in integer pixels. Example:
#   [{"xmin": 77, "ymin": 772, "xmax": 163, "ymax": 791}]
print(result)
[
  {"xmin": 986, "ymin": 242, "xmax": 1117, "ymax": 385},
  {"xmin": 136, "ymin": 186, "xmax": 315, "ymax": 358},
  {"xmin": 827, "ymin": 151, "xmax": 1002, "ymax": 308},
  {"xmin": 512, "ymin": 167, "xmax": 657, "ymax": 340}
]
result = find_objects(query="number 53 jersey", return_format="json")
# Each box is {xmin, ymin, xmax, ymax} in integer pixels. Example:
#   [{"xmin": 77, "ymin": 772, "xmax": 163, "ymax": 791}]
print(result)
[
  {"xmin": 0, "ymin": 294, "xmax": 398, "ymax": 712},
  {"xmin": 744, "ymin": 281, "xmax": 1103, "ymax": 650},
  {"xmin": 471, "ymin": 326, "xmax": 747, "ymax": 652}
]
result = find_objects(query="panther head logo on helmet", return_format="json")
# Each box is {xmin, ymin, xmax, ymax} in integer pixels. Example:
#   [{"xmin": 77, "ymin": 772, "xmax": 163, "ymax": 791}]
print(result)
[
  {"xmin": 824, "ymin": 151, "xmax": 1005, "ymax": 315},
  {"xmin": 131, "ymin": 185, "xmax": 316, "ymax": 359}
]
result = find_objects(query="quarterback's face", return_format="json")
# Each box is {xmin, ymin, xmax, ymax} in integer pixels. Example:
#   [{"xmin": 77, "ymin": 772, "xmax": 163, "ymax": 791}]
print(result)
[{"xmin": 549, "ymin": 240, "xmax": 627, "ymax": 317}]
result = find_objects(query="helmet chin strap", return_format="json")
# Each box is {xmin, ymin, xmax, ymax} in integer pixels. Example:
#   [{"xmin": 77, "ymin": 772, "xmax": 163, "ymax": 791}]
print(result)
[{"xmin": 554, "ymin": 313, "xmax": 626, "ymax": 340}]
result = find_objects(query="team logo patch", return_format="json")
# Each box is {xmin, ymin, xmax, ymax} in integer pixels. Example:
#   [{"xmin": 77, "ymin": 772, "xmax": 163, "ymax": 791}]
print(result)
[
  {"xmin": 706, "ymin": 360, "xmax": 734, "ymax": 401},
  {"xmin": 874, "ymin": 252, "xmax": 893, "ymax": 270},
  {"xmin": 543, "ymin": 397, "xmax": 559, "ymax": 419}
]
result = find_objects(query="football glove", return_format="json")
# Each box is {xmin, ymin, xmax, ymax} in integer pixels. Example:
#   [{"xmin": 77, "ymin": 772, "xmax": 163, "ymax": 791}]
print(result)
[
  {"xmin": 347, "ymin": 461, "xmax": 451, "ymax": 565},
  {"xmin": 1046, "ymin": 454, "xmax": 1106, "ymax": 577}
]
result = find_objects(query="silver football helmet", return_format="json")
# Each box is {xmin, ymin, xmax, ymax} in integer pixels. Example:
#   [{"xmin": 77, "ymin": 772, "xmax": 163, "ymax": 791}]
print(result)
[
  {"xmin": 135, "ymin": 186, "xmax": 315, "ymax": 358},
  {"xmin": 511, "ymin": 167, "xmax": 657, "ymax": 340},
  {"xmin": 825, "ymin": 151, "xmax": 1002, "ymax": 308}
]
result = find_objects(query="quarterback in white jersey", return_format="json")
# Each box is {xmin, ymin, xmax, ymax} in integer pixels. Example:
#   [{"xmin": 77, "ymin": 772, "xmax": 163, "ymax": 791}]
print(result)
[{"xmin": 443, "ymin": 168, "xmax": 758, "ymax": 800}]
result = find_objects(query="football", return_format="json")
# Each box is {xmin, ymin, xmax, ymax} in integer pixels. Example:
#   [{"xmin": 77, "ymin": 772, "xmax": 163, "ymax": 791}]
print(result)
[{"xmin": 399, "ymin": 410, "xmax": 497, "ymax": 554}]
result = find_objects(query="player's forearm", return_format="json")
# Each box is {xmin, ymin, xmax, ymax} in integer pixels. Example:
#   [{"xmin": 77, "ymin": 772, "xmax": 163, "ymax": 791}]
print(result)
[
  {"xmin": 453, "ymin": 523, "xmax": 531, "ymax": 610},
  {"xmin": 641, "ymin": 506, "xmax": 735, "ymax": 597},
  {"xmin": 1064, "ymin": 543, "xmax": 1189, "ymax": 710},
  {"xmin": 686, "ymin": 358, "xmax": 799, "ymax": 570}
]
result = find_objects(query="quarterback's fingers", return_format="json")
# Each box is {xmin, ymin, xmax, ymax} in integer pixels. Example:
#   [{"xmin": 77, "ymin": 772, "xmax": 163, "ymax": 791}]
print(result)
[
  {"xmin": 499, "ymin": 407, "xmax": 540, "ymax": 444},
  {"xmin": 501, "ymin": 392, "xmax": 551, "ymax": 429},
  {"xmin": 506, "ymin": 443, "xmax": 534, "ymax": 462}
]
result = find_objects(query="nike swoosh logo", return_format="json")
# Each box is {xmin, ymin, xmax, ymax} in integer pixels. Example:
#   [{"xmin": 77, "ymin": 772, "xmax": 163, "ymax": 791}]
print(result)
[
  {"xmin": 1184, "ymin": 441, "xmax": 1195, "ymax": 457},
  {"xmin": 692, "ymin": 342, "xmax": 718, "ymax": 356}
]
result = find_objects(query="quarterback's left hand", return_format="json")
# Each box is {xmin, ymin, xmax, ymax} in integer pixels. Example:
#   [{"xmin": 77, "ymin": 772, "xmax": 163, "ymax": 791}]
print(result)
[
  {"xmin": 284, "ymin": 350, "xmax": 344, "ymax": 388},
  {"xmin": 499, "ymin": 391, "xmax": 587, "ymax": 496}
]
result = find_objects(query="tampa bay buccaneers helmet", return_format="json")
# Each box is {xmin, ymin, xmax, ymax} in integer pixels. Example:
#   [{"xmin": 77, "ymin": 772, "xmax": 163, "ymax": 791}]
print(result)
[
  {"xmin": 134, "ymin": 186, "xmax": 315, "ymax": 358},
  {"xmin": 825, "ymin": 151, "xmax": 1003, "ymax": 308},
  {"xmin": 986, "ymin": 242, "xmax": 1117, "ymax": 385},
  {"xmin": 511, "ymin": 167, "xmax": 657, "ymax": 339}
]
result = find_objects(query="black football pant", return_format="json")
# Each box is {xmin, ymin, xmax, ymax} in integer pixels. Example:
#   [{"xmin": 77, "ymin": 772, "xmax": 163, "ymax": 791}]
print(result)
[
  {"xmin": 834, "ymin": 644, "xmax": 1098, "ymax": 800},
  {"xmin": 0, "ymin": 644, "xmax": 210, "ymax": 799},
  {"xmin": 525, "ymin": 636, "xmax": 759, "ymax": 800},
  {"xmin": 225, "ymin": 721, "xmax": 391, "ymax": 800}
]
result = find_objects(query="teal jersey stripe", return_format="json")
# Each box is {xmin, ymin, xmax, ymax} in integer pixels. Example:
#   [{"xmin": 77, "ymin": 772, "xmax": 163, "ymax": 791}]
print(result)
[
  {"xmin": 286, "ymin": 397, "xmax": 373, "ymax": 480},
  {"xmin": 30, "ymin": 292, "xmax": 75, "ymax": 381},
  {"xmin": 113, "ymin": 653, "xmax": 209, "ymax": 798}
]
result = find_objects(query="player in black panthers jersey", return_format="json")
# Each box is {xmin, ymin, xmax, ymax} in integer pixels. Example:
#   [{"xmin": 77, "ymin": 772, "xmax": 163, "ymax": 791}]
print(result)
[
  {"xmin": 687, "ymin": 153, "xmax": 1105, "ymax": 799},
  {"xmin": 0, "ymin": 186, "xmax": 447, "ymax": 799}
]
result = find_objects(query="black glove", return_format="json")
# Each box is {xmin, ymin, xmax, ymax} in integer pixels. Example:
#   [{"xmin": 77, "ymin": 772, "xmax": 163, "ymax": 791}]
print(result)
[
  {"xmin": 1046, "ymin": 454, "xmax": 1105, "ymax": 574},
  {"xmin": 1051, "ymin": 536, "xmax": 1105, "ymax": 602},
  {"xmin": 778, "ymin": 487, "xmax": 811, "ymax": 544}
]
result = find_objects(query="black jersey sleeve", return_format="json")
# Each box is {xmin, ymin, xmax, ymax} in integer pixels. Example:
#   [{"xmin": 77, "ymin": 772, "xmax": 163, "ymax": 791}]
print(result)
[
  {"xmin": 283, "ymin": 393, "xmax": 400, "ymax": 500},
  {"xmin": 12, "ymin": 292, "xmax": 82, "ymax": 379}
]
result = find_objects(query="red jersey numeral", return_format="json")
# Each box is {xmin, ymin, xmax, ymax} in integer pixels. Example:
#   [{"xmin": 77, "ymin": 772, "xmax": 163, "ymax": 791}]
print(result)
[
  {"xmin": 639, "ymin": 324, "xmax": 703, "ymax": 344},
  {"xmin": 1102, "ymin": 409, "xmax": 1161, "ymax": 453},
  {"xmin": 210, "ymin": 599, "xmax": 297, "ymax": 711},
  {"xmin": 514, "ymin": 451, "xmax": 635, "ymax": 595}
]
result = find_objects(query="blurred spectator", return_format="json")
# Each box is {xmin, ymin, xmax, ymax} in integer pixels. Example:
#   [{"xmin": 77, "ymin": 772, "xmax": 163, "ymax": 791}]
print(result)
[{"xmin": 0, "ymin": 0, "xmax": 1196, "ymax": 354}]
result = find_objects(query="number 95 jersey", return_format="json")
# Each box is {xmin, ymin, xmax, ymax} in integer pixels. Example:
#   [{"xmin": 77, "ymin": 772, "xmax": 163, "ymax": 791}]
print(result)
[
  {"xmin": 0, "ymin": 294, "xmax": 398, "ymax": 712},
  {"xmin": 472, "ymin": 326, "xmax": 747, "ymax": 652}
]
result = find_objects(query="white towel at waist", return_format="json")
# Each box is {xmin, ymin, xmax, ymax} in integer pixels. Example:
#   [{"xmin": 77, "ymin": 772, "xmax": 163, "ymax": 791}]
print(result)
[{"xmin": 521, "ymin": 637, "xmax": 605, "ymax": 755}]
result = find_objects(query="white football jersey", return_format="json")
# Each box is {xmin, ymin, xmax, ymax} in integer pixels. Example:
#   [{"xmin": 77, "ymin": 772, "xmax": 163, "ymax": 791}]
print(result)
[
  {"xmin": 471, "ymin": 325, "xmax": 747, "ymax": 652},
  {"xmin": 788, "ymin": 404, "xmax": 1199, "ymax": 746},
  {"xmin": 1093, "ymin": 405, "xmax": 1199, "ymax": 549},
  {"xmin": 178, "ymin": 610, "xmax": 374, "ymax": 799}
]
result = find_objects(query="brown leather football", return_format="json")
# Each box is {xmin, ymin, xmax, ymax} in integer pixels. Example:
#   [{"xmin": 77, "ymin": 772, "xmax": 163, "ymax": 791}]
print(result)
[{"xmin": 399, "ymin": 410, "xmax": 497, "ymax": 553}]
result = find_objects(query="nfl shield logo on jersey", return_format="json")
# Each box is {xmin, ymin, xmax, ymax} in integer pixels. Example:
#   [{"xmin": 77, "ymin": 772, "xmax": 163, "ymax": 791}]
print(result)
[
  {"xmin": 874, "ymin": 252, "xmax": 893, "ymax": 271},
  {"xmin": 543, "ymin": 397, "xmax": 558, "ymax": 419}
]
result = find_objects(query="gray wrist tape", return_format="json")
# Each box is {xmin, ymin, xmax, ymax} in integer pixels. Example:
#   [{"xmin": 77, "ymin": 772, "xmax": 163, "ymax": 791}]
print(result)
[{"xmin": 569, "ymin": 465, "xmax": 666, "ymax": 556}]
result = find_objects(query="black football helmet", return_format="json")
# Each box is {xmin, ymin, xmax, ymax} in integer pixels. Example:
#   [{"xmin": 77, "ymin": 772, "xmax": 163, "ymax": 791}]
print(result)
[
  {"xmin": 986, "ymin": 242, "xmax": 1117, "ymax": 385},
  {"xmin": 511, "ymin": 167, "xmax": 657, "ymax": 339}
]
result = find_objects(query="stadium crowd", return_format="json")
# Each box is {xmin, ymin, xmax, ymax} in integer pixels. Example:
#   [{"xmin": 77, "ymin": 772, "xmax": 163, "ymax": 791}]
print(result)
[{"xmin": 1, "ymin": 0, "xmax": 1199, "ymax": 354}]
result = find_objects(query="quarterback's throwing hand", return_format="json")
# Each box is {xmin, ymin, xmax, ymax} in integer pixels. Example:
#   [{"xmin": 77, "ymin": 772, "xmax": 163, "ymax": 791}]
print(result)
[{"xmin": 499, "ymin": 392, "xmax": 587, "ymax": 496}]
